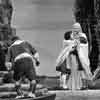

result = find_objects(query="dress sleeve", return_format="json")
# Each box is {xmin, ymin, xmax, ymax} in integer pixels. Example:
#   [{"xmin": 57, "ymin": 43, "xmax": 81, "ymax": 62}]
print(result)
[
  {"xmin": 25, "ymin": 42, "xmax": 37, "ymax": 55},
  {"xmin": 25, "ymin": 42, "xmax": 40, "ymax": 66}
]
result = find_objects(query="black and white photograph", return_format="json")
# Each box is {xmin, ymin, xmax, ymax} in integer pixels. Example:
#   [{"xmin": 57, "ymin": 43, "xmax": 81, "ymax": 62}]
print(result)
[{"xmin": 0, "ymin": 0, "xmax": 100, "ymax": 100}]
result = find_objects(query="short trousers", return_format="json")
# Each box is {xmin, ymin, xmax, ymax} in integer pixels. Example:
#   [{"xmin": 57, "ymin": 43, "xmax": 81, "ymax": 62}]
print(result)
[{"xmin": 13, "ymin": 57, "xmax": 36, "ymax": 81}]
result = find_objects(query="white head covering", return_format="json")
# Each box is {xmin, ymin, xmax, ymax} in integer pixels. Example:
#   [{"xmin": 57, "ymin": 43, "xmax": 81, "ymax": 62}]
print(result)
[
  {"xmin": 73, "ymin": 23, "xmax": 81, "ymax": 28},
  {"xmin": 72, "ymin": 22, "xmax": 82, "ymax": 33}
]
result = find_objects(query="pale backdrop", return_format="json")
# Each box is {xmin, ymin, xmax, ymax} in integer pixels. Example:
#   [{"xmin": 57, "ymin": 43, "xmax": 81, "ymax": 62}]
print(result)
[{"xmin": 12, "ymin": 0, "xmax": 74, "ymax": 76}]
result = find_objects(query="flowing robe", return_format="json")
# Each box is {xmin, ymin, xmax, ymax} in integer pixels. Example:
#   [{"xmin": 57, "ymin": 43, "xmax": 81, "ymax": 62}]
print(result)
[{"xmin": 56, "ymin": 32, "xmax": 92, "ymax": 90}]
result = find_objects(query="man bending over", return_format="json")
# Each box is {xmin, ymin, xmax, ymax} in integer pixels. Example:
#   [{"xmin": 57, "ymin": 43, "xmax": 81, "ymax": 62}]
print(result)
[{"xmin": 5, "ymin": 36, "xmax": 40, "ymax": 98}]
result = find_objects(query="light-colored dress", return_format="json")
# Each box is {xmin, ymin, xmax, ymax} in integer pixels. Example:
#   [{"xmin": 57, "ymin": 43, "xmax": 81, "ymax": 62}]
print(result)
[{"xmin": 56, "ymin": 32, "xmax": 92, "ymax": 90}]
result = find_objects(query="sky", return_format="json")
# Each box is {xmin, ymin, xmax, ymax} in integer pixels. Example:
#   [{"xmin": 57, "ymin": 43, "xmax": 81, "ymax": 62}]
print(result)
[{"xmin": 11, "ymin": 0, "xmax": 74, "ymax": 76}]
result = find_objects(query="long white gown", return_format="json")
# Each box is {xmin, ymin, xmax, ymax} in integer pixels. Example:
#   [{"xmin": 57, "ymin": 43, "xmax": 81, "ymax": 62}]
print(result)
[{"xmin": 56, "ymin": 32, "xmax": 92, "ymax": 90}]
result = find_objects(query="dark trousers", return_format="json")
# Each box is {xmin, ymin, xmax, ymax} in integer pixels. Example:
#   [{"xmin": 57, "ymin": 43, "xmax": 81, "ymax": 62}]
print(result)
[{"xmin": 13, "ymin": 57, "xmax": 36, "ymax": 81}]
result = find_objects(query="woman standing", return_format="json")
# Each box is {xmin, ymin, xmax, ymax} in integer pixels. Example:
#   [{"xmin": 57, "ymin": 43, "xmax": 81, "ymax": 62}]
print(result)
[{"xmin": 56, "ymin": 23, "xmax": 92, "ymax": 90}]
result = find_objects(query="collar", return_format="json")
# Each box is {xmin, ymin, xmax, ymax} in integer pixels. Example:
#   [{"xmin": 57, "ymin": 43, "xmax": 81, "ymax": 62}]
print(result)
[{"xmin": 11, "ymin": 40, "xmax": 24, "ymax": 47}]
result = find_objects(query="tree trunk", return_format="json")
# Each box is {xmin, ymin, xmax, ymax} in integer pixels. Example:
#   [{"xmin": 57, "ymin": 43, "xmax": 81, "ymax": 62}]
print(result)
[
  {"xmin": 73, "ymin": 0, "xmax": 100, "ymax": 72},
  {"xmin": 0, "ymin": 0, "xmax": 15, "ymax": 71}
]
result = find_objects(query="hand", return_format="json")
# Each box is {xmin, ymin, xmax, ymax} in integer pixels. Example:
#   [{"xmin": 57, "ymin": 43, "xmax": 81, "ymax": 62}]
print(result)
[
  {"xmin": 5, "ymin": 62, "xmax": 12, "ymax": 71},
  {"xmin": 36, "ymin": 60, "xmax": 40, "ymax": 66}
]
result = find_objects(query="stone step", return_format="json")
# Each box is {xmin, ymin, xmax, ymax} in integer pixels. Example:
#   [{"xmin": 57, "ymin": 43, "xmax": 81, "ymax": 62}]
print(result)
[
  {"xmin": 0, "ymin": 83, "xmax": 46, "ymax": 92},
  {"xmin": 0, "ymin": 77, "xmax": 3, "ymax": 85},
  {"xmin": 0, "ymin": 71, "xmax": 8, "ymax": 77},
  {"xmin": 0, "ymin": 92, "xmax": 16, "ymax": 98},
  {"xmin": 49, "ymin": 90, "xmax": 100, "ymax": 97},
  {"xmin": 0, "ymin": 92, "xmax": 56, "ymax": 100},
  {"xmin": 0, "ymin": 83, "xmax": 56, "ymax": 100}
]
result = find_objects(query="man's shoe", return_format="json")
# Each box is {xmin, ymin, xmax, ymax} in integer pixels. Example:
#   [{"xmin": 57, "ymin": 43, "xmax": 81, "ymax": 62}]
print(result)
[
  {"xmin": 59, "ymin": 86, "xmax": 69, "ymax": 90},
  {"xmin": 27, "ymin": 92, "xmax": 36, "ymax": 98},
  {"xmin": 15, "ymin": 94, "xmax": 25, "ymax": 99},
  {"xmin": 80, "ymin": 87, "xmax": 88, "ymax": 90}
]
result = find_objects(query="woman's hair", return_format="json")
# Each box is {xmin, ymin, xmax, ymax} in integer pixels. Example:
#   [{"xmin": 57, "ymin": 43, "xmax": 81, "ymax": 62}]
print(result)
[{"xmin": 64, "ymin": 31, "xmax": 72, "ymax": 40}]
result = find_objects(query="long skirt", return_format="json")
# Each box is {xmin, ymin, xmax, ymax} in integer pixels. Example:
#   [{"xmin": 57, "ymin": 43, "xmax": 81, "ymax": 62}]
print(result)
[{"xmin": 66, "ymin": 54, "xmax": 87, "ymax": 90}]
